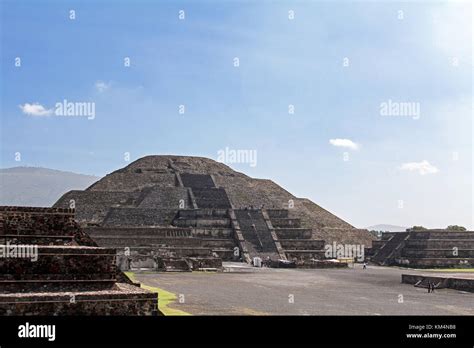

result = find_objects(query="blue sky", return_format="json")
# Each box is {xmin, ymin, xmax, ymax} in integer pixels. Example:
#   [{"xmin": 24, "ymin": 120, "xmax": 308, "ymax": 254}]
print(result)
[{"xmin": 0, "ymin": 0, "xmax": 472, "ymax": 229}]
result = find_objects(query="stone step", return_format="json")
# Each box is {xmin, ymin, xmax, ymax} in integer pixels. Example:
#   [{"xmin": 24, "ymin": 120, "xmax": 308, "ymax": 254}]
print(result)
[
  {"xmin": 191, "ymin": 227, "xmax": 233, "ymax": 238},
  {"xmin": 0, "ymin": 279, "xmax": 117, "ymax": 293},
  {"xmin": 265, "ymin": 209, "xmax": 289, "ymax": 218},
  {"xmin": 0, "ymin": 282, "xmax": 158, "ymax": 315},
  {"xmin": 178, "ymin": 209, "xmax": 229, "ymax": 218},
  {"xmin": 200, "ymin": 239, "xmax": 236, "ymax": 248},
  {"xmin": 1, "ymin": 235, "xmax": 75, "ymax": 245},
  {"xmin": 274, "ymin": 228, "xmax": 312, "ymax": 239},
  {"xmin": 279, "ymin": 239, "xmax": 325, "ymax": 250},
  {"xmin": 102, "ymin": 208, "xmax": 177, "ymax": 227},
  {"xmin": 192, "ymin": 188, "xmax": 232, "ymax": 209},
  {"xmin": 86, "ymin": 227, "xmax": 192, "ymax": 238},
  {"xmin": 173, "ymin": 217, "xmax": 231, "ymax": 228},
  {"xmin": 0, "ymin": 208, "xmax": 77, "ymax": 239},
  {"xmin": 396, "ymin": 257, "xmax": 474, "ymax": 268},
  {"xmin": 0, "ymin": 245, "xmax": 117, "ymax": 282},
  {"xmin": 181, "ymin": 173, "xmax": 215, "ymax": 189},
  {"xmin": 270, "ymin": 218, "xmax": 302, "ymax": 228},
  {"xmin": 406, "ymin": 239, "xmax": 474, "ymax": 249},
  {"xmin": 92, "ymin": 236, "xmax": 202, "ymax": 247},
  {"xmin": 285, "ymin": 250, "xmax": 326, "ymax": 261},
  {"xmin": 409, "ymin": 231, "xmax": 474, "ymax": 239},
  {"xmin": 402, "ymin": 249, "xmax": 474, "ymax": 258}
]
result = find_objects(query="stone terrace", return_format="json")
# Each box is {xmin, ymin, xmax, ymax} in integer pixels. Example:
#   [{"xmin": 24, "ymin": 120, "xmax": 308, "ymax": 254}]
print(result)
[
  {"xmin": 369, "ymin": 230, "xmax": 474, "ymax": 268},
  {"xmin": 0, "ymin": 206, "xmax": 158, "ymax": 315}
]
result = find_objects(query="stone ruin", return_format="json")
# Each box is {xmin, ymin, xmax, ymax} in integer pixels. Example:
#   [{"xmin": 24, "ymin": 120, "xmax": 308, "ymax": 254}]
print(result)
[
  {"xmin": 0, "ymin": 206, "xmax": 158, "ymax": 315},
  {"xmin": 368, "ymin": 230, "xmax": 474, "ymax": 268},
  {"xmin": 53, "ymin": 155, "xmax": 374, "ymax": 271}
]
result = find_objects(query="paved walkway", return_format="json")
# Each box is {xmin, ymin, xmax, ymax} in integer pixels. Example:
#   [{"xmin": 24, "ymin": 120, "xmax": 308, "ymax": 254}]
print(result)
[{"xmin": 133, "ymin": 265, "xmax": 474, "ymax": 315}]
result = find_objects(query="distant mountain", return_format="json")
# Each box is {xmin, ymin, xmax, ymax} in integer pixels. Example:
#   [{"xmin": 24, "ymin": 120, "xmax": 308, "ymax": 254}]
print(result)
[
  {"xmin": 0, "ymin": 167, "xmax": 100, "ymax": 207},
  {"xmin": 365, "ymin": 224, "xmax": 408, "ymax": 232}
]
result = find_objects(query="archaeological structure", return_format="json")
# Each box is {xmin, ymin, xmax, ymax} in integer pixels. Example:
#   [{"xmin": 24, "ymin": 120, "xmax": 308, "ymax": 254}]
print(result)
[
  {"xmin": 53, "ymin": 155, "xmax": 374, "ymax": 271},
  {"xmin": 369, "ymin": 230, "xmax": 474, "ymax": 268},
  {"xmin": 1, "ymin": 155, "xmax": 472, "ymax": 316},
  {"xmin": 0, "ymin": 206, "xmax": 158, "ymax": 315}
]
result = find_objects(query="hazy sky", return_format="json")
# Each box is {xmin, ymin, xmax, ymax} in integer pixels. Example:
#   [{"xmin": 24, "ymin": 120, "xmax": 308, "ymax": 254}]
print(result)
[{"xmin": 0, "ymin": 0, "xmax": 472, "ymax": 229}]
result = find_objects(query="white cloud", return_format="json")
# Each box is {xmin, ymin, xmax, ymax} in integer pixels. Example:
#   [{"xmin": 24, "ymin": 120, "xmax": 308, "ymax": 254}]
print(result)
[
  {"xmin": 95, "ymin": 81, "xmax": 111, "ymax": 93},
  {"xmin": 329, "ymin": 138, "xmax": 359, "ymax": 150},
  {"xmin": 400, "ymin": 160, "xmax": 439, "ymax": 175},
  {"xmin": 19, "ymin": 103, "xmax": 52, "ymax": 116}
]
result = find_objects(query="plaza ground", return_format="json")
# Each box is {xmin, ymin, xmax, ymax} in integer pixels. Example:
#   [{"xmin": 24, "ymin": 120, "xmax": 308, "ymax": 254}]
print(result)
[{"xmin": 131, "ymin": 263, "xmax": 474, "ymax": 315}]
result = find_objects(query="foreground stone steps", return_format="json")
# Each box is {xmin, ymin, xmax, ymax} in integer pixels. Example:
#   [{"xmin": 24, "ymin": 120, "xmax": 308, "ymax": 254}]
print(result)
[
  {"xmin": 0, "ymin": 206, "xmax": 159, "ymax": 315},
  {"xmin": 0, "ymin": 282, "xmax": 158, "ymax": 315},
  {"xmin": 0, "ymin": 246, "xmax": 116, "ymax": 280}
]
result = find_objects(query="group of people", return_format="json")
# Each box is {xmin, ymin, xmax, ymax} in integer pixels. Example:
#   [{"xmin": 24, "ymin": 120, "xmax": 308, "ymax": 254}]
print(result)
[{"xmin": 427, "ymin": 281, "xmax": 437, "ymax": 293}]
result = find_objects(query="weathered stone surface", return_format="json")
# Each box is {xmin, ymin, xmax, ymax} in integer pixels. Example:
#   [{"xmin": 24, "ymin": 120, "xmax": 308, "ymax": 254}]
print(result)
[
  {"xmin": 370, "ymin": 230, "xmax": 474, "ymax": 268},
  {"xmin": 0, "ymin": 207, "xmax": 159, "ymax": 315},
  {"xmin": 53, "ymin": 155, "xmax": 374, "ymax": 269}
]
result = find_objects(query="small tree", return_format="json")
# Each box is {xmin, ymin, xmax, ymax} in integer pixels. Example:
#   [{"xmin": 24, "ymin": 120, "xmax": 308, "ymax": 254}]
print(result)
[
  {"xmin": 407, "ymin": 226, "xmax": 427, "ymax": 231},
  {"xmin": 446, "ymin": 225, "xmax": 467, "ymax": 231}
]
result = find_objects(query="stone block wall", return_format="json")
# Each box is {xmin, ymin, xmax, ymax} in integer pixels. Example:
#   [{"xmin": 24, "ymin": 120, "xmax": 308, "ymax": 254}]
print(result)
[
  {"xmin": 0, "ymin": 206, "xmax": 159, "ymax": 315},
  {"xmin": 102, "ymin": 208, "xmax": 177, "ymax": 226}
]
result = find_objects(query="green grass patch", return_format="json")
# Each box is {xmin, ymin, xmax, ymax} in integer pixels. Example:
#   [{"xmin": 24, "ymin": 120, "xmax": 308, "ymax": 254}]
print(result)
[{"xmin": 124, "ymin": 272, "xmax": 191, "ymax": 316}]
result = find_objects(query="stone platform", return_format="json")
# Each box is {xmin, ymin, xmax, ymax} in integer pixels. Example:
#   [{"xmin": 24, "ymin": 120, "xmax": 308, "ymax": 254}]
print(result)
[
  {"xmin": 401, "ymin": 273, "xmax": 474, "ymax": 293},
  {"xmin": 0, "ymin": 206, "xmax": 159, "ymax": 315},
  {"xmin": 369, "ymin": 230, "xmax": 474, "ymax": 268}
]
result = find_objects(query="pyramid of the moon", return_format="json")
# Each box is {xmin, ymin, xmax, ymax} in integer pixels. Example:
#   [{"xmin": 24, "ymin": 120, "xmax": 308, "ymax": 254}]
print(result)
[{"xmin": 54, "ymin": 155, "xmax": 374, "ymax": 270}]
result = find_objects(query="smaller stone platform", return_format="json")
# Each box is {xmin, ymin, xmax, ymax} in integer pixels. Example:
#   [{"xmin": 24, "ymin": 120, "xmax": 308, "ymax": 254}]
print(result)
[{"xmin": 401, "ymin": 273, "xmax": 474, "ymax": 293}]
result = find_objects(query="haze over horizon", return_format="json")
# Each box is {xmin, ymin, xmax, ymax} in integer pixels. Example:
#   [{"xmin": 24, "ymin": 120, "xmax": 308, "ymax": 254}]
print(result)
[{"xmin": 0, "ymin": 1, "xmax": 472, "ymax": 229}]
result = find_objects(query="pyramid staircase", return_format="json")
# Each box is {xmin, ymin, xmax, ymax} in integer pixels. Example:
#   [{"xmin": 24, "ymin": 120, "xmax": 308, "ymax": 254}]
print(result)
[{"xmin": 371, "ymin": 232, "xmax": 409, "ymax": 265}]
